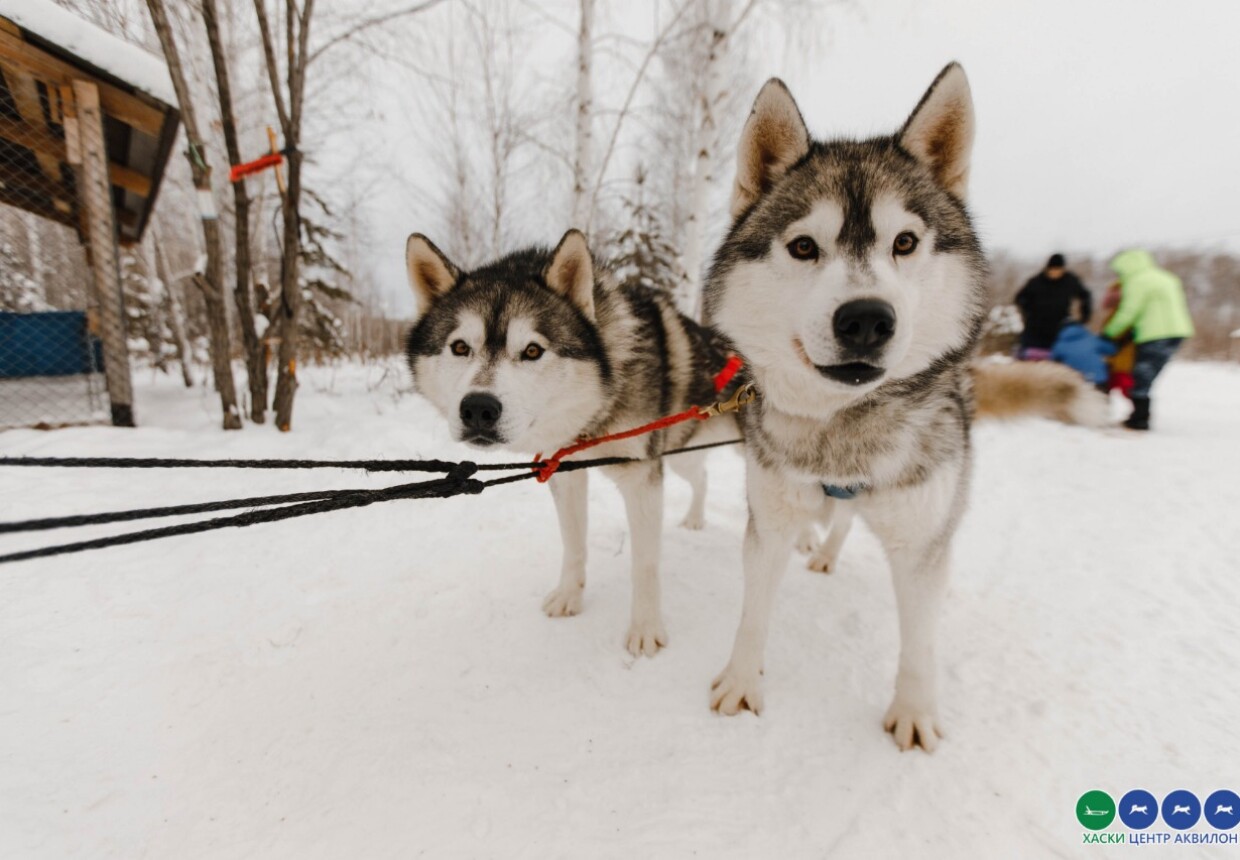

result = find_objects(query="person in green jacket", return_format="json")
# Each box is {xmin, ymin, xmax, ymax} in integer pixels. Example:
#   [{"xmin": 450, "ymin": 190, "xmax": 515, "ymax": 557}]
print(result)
[{"xmin": 1102, "ymin": 249, "xmax": 1194, "ymax": 430}]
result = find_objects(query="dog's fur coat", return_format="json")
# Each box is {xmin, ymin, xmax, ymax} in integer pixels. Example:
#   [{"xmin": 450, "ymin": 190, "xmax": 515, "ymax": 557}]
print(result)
[
  {"xmin": 701, "ymin": 64, "xmax": 993, "ymax": 751},
  {"xmin": 405, "ymin": 230, "xmax": 737, "ymax": 657}
]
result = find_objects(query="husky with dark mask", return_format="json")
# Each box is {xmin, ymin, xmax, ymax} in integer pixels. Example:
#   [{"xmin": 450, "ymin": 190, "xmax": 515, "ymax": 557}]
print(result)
[
  {"xmin": 405, "ymin": 230, "xmax": 739, "ymax": 657},
  {"xmin": 704, "ymin": 64, "xmax": 1006, "ymax": 751}
]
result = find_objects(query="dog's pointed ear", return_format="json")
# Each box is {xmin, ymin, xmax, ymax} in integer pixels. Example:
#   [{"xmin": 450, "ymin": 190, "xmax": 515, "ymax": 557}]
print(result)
[
  {"xmin": 406, "ymin": 233, "xmax": 460, "ymax": 312},
  {"xmin": 731, "ymin": 78, "xmax": 811, "ymax": 219},
  {"xmin": 543, "ymin": 229, "xmax": 595, "ymax": 319},
  {"xmin": 899, "ymin": 62, "xmax": 975, "ymax": 200}
]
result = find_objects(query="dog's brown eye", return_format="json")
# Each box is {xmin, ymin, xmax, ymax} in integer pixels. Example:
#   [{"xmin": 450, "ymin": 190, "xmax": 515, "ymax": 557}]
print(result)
[
  {"xmin": 522, "ymin": 343, "xmax": 544, "ymax": 361},
  {"xmin": 787, "ymin": 236, "xmax": 819, "ymax": 261},
  {"xmin": 450, "ymin": 339, "xmax": 470, "ymax": 357},
  {"xmin": 893, "ymin": 232, "xmax": 919, "ymax": 256}
]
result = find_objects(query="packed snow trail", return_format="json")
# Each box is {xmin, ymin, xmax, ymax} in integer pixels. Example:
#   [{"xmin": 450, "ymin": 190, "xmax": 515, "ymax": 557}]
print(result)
[{"xmin": 1, "ymin": 360, "xmax": 1237, "ymax": 858}]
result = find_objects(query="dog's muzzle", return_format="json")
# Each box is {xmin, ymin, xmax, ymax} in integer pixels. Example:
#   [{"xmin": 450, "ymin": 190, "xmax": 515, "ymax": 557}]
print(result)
[
  {"xmin": 815, "ymin": 299, "xmax": 895, "ymax": 386},
  {"xmin": 459, "ymin": 391, "xmax": 503, "ymax": 445}
]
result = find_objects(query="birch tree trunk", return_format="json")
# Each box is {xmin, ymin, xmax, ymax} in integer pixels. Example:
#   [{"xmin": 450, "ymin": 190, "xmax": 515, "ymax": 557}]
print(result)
[
  {"xmin": 680, "ymin": 8, "xmax": 729, "ymax": 318},
  {"xmin": 153, "ymin": 230, "xmax": 195, "ymax": 388},
  {"xmin": 254, "ymin": 0, "xmax": 314, "ymax": 432},
  {"xmin": 570, "ymin": 0, "xmax": 595, "ymax": 229},
  {"xmin": 145, "ymin": 0, "xmax": 243, "ymax": 429},
  {"xmin": 140, "ymin": 235, "xmax": 168, "ymax": 372},
  {"xmin": 203, "ymin": 0, "xmax": 268, "ymax": 422}
]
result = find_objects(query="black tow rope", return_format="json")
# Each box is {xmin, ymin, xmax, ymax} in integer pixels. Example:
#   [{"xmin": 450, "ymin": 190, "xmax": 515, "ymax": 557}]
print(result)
[{"xmin": 0, "ymin": 440, "xmax": 740, "ymax": 565}]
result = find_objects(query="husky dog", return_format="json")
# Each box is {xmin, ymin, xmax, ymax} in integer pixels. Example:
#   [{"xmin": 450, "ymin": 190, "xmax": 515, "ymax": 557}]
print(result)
[
  {"xmin": 405, "ymin": 230, "xmax": 738, "ymax": 657},
  {"xmin": 701, "ymin": 63, "xmax": 992, "ymax": 751}
]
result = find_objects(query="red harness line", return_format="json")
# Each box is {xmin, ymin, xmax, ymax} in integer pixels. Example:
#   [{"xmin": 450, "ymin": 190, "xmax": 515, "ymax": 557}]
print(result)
[{"xmin": 533, "ymin": 355, "xmax": 746, "ymax": 483}]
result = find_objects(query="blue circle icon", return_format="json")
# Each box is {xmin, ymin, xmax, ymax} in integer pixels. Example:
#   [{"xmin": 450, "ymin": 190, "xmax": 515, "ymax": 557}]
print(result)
[
  {"xmin": 1204, "ymin": 790, "xmax": 1240, "ymax": 830},
  {"xmin": 1119, "ymin": 789, "xmax": 1159, "ymax": 829},
  {"xmin": 1161, "ymin": 790, "xmax": 1201, "ymax": 829}
]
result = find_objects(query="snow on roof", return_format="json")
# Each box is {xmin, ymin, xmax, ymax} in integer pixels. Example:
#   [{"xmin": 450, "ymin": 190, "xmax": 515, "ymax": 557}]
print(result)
[{"xmin": 0, "ymin": 0, "xmax": 176, "ymax": 107}]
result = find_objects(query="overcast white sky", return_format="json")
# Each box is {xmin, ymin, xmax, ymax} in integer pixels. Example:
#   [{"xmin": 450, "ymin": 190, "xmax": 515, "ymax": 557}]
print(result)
[
  {"xmin": 775, "ymin": 0, "xmax": 1240, "ymax": 260},
  {"xmin": 365, "ymin": 0, "xmax": 1240, "ymax": 312}
]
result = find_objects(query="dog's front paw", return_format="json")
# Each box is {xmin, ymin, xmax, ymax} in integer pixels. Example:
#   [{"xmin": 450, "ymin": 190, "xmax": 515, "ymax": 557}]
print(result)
[
  {"xmin": 882, "ymin": 697, "xmax": 944, "ymax": 753},
  {"xmin": 680, "ymin": 512, "xmax": 705, "ymax": 531},
  {"xmin": 806, "ymin": 549, "xmax": 837, "ymax": 574},
  {"xmin": 710, "ymin": 665, "xmax": 765, "ymax": 715},
  {"xmin": 541, "ymin": 584, "xmax": 583, "ymax": 618},
  {"xmin": 624, "ymin": 617, "xmax": 668, "ymax": 657}
]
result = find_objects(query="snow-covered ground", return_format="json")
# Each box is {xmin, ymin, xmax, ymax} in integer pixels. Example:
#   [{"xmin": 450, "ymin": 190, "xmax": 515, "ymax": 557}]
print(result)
[{"xmin": 2, "ymin": 359, "xmax": 1238, "ymax": 858}]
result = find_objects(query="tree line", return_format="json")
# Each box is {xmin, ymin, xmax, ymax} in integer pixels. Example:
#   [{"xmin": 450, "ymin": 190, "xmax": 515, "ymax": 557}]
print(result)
[{"xmin": 4, "ymin": 0, "xmax": 1234, "ymax": 432}]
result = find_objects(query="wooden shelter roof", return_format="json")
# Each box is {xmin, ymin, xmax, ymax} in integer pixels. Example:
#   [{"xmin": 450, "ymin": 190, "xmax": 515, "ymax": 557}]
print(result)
[{"xmin": 0, "ymin": 3, "xmax": 179, "ymax": 245}]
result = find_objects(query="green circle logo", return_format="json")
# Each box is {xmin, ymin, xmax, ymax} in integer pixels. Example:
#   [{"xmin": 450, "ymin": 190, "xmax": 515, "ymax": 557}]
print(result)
[{"xmin": 1077, "ymin": 790, "xmax": 1116, "ymax": 830}]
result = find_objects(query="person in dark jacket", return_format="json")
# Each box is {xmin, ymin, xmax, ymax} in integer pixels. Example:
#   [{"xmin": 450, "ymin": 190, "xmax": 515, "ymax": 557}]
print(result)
[{"xmin": 1015, "ymin": 253, "xmax": 1094, "ymax": 360}]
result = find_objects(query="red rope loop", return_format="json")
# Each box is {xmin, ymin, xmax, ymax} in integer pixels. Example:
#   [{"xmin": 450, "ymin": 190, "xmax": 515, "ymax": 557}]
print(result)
[{"xmin": 533, "ymin": 356, "xmax": 745, "ymax": 483}]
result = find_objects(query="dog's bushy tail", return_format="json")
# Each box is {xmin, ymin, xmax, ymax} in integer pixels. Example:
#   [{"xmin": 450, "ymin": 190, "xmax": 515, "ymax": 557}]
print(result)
[{"xmin": 971, "ymin": 361, "xmax": 1110, "ymax": 427}]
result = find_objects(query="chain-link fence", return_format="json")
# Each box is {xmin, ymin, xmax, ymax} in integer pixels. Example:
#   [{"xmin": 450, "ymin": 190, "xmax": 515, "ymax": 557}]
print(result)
[
  {"xmin": 0, "ymin": 308, "xmax": 109, "ymax": 427},
  {"xmin": 0, "ymin": 66, "xmax": 133, "ymax": 428}
]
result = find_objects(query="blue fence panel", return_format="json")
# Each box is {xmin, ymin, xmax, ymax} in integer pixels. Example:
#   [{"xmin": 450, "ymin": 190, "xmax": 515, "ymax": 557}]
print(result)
[{"xmin": 0, "ymin": 311, "xmax": 103, "ymax": 378}]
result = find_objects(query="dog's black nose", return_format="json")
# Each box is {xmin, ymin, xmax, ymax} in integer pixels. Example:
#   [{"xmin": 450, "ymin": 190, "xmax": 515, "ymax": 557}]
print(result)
[
  {"xmin": 460, "ymin": 392, "xmax": 502, "ymax": 432},
  {"xmin": 833, "ymin": 300, "xmax": 896, "ymax": 353}
]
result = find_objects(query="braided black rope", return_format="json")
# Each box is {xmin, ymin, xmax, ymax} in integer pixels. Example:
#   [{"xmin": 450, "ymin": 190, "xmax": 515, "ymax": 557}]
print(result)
[
  {"xmin": 0, "ymin": 439, "xmax": 741, "ymax": 565},
  {"xmin": 0, "ymin": 487, "xmax": 358, "ymax": 534},
  {"xmin": 0, "ymin": 464, "xmax": 490, "ymax": 565}
]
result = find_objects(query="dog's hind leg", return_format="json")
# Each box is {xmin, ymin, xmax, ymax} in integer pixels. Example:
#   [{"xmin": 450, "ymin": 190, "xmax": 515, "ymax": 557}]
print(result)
[
  {"xmin": 807, "ymin": 500, "xmax": 854, "ymax": 574},
  {"xmin": 611, "ymin": 461, "xmax": 668, "ymax": 657},
  {"xmin": 542, "ymin": 469, "xmax": 589, "ymax": 618},
  {"xmin": 669, "ymin": 449, "xmax": 707, "ymax": 530}
]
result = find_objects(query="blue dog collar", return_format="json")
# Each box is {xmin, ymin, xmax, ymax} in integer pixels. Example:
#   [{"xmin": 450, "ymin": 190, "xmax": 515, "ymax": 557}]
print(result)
[{"xmin": 823, "ymin": 483, "xmax": 867, "ymax": 500}]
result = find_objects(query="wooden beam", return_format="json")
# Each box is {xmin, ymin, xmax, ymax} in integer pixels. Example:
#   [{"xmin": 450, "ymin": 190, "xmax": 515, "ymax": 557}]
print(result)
[
  {"xmin": 61, "ymin": 83, "xmax": 91, "ymax": 244},
  {"xmin": 0, "ymin": 159, "xmax": 74, "ymax": 211},
  {"xmin": 107, "ymin": 162, "xmax": 151, "ymax": 198},
  {"xmin": 73, "ymin": 79, "xmax": 134, "ymax": 427},
  {"xmin": 2, "ymin": 63, "xmax": 61, "ymax": 184},
  {"xmin": 0, "ymin": 112, "xmax": 152, "ymax": 196},
  {"xmin": 0, "ymin": 29, "xmax": 165, "ymax": 136},
  {"xmin": 0, "ymin": 183, "xmax": 76, "ymax": 228}
]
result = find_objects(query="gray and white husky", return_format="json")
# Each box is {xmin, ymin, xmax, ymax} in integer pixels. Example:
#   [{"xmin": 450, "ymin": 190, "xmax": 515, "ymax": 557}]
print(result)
[
  {"xmin": 405, "ymin": 230, "xmax": 738, "ymax": 657},
  {"xmin": 702, "ymin": 63, "xmax": 990, "ymax": 751}
]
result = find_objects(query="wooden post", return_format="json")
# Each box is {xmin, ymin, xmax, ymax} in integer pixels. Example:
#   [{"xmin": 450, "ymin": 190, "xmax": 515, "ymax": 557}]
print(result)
[{"xmin": 70, "ymin": 80, "xmax": 135, "ymax": 426}]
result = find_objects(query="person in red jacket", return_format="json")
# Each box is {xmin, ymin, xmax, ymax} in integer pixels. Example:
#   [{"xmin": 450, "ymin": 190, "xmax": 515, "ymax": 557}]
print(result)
[{"xmin": 1099, "ymin": 281, "xmax": 1136, "ymax": 400}]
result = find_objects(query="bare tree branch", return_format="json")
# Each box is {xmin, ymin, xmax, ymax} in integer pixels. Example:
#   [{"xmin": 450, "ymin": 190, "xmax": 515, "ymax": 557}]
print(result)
[
  {"xmin": 586, "ymin": 0, "xmax": 694, "ymax": 234},
  {"xmin": 728, "ymin": 0, "xmax": 761, "ymax": 37},
  {"xmin": 307, "ymin": 0, "xmax": 448, "ymax": 66},
  {"xmin": 253, "ymin": 0, "xmax": 291, "ymax": 135}
]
